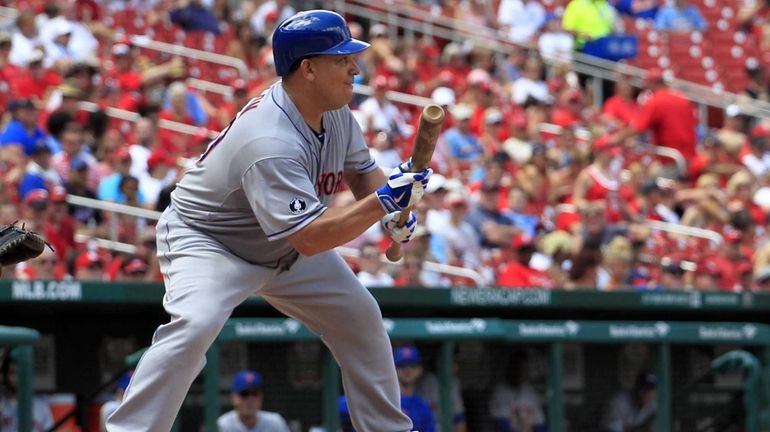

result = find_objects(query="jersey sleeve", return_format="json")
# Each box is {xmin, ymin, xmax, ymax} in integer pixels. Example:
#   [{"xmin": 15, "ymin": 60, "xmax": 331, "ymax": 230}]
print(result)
[
  {"xmin": 242, "ymin": 157, "xmax": 326, "ymax": 241},
  {"xmin": 343, "ymin": 108, "xmax": 379, "ymax": 173}
]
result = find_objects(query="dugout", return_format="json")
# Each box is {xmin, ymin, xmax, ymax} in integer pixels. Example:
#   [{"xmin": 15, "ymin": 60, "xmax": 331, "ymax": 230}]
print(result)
[
  {"xmin": 189, "ymin": 318, "xmax": 770, "ymax": 432},
  {"xmin": 0, "ymin": 325, "xmax": 39, "ymax": 432}
]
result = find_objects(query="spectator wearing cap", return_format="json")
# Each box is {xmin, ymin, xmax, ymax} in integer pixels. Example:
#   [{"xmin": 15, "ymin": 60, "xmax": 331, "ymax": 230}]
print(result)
[
  {"xmin": 117, "ymin": 256, "xmax": 151, "ymax": 281},
  {"xmin": 73, "ymin": 249, "xmax": 105, "ymax": 281},
  {"xmin": 612, "ymin": 68, "xmax": 698, "ymax": 162},
  {"xmin": 369, "ymin": 131, "xmax": 402, "ymax": 170},
  {"xmin": 541, "ymin": 230, "xmax": 574, "ymax": 286},
  {"xmin": 217, "ymin": 370, "xmax": 290, "ymax": 432},
  {"xmin": 466, "ymin": 180, "xmax": 520, "ymax": 249},
  {"xmin": 562, "ymin": 0, "xmax": 618, "ymax": 49},
  {"xmin": 19, "ymin": 188, "xmax": 50, "ymax": 234},
  {"xmin": 741, "ymin": 125, "xmax": 770, "ymax": 178},
  {"xmin": 65, "ymin": 157, "xmax": 102, "ymax": 225},
  {"xmin": 654, "ymin": 0, "xmax": 707, "ymax": 31},
  {"xmin": 489, "ymin": 351, "xmax": 547, "ymax": 432},
  {"xmin": 479, "ymin": 107, "xmax": 506, "ymax": 155},
  {"xmin": 41, "ymin": 18, "xmax": 76, "ymax": 71},
  {"xmin": 511, "ymin": 58, "xmax": 549, "ymax": 106},
  {"xmin": 692, "ymin": 255, "xmax": 731, "ymax": 291},
  {"xmin": 498, "ymin": 232, "xmax": 556, "ymax": 288},
  {"xmin": 600, "ymin": 371, "xmax": 657, "ymax": 432},
  {"xmin": 139, "ymin": 149, "xmax": 178, "ymax": 207},
  {"xmin": 601, "ymin": 77, "xmax": 640, "ymax": 129},
  {"xmin": 50, "ymin": 122, "xmax": 94, "ymax": 184},
  {"xmin": 633, "ymin": 177, "xmax": 679, "ymax": 223},
  {"xmin": 250, "ymin": 0, "xmax": 295, "ymax": 38},
  {"xmin": 572, "ymin": 136, "xmax": 626, "ymax": 223},
  {"xmin": 538, "ymin": 12, "xmax": 575, "ymax": 63},
  {"xmin": 10, "ymin": 48, "xmax": 62, "ymax": 101},
  {"xmin": 100, "ymin": 371, "xmax": 134, "ymax": 432},
  {"xmin": 1, "ymin": 99, "xmax": 49, "ymax": 162},
  {"xmin": 18, "ymin": 139, "xmax": 61, "ymax": 202},
  {"xmin": 657, "ymin": 257, "xmax": 688, "ymax": 290},
  {"xmin": 551, "ymin": 88, "xmax": 587, "ymax": 128},
  {"xmin": 169, "ymin": 0, "xmax": 221, "ymax": 34},
  {"xmin": 393, "ymin": 346, "xmax": 437, "ymax": 432},
  {"xmin": 356, "ymin": 243, "xmax": 395, "ymax": 287},
  {"xmin": 430, "ymin": 191, "xmax": 483, "ymax": 270},
  {"xmin": 442, "ymin": 103, "xmax": 484, "ymax": 170},
  {"xmin": 9, "ymin": 11, "xmax": 41, "ymax": 67},
  {"xmin": 359, "ymin": 75, "xmax": 411, "ymax": 138},
  {"xmin": 599, "ymin": 236, "xmax": 634, "ymax": 290},
  {"xmin": 497, "ymin": 0, "xmax": 546, "ymax": 43}
]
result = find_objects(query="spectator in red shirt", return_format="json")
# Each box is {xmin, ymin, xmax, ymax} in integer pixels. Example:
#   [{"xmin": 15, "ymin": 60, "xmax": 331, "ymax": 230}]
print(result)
[
  {"xmin": 602, "ymin": 77, "xmax": 639, "ymax": 128},
  {"xmin": 612, "ymin": 68, "xmax": 698, "ymax": 161},
  {"xmin": 45, "ymin": 185, "xmax": 76, "ymax": 264},
  {"xmin": 73, "ymin": 249, "xmax": 106, "ymax": 281},
  {"xmin": 572, "ymin": 135, "xmax": 626, "ymax": 222},
  {"xmin": 11, "ymin": 49, "xmax": 61, "ymax": 102},
  {"xmin": 498, "ymin": 233, "xmax": 555, "ymax": 288}
]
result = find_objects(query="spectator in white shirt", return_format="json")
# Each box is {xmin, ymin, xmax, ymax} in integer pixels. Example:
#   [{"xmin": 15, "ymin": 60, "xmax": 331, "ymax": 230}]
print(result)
[
  {"xmin": 512, "ymin": 57, "xmax": 550, "ymax": 106},
  {"xmin": 431, "ymin": 192, "xmax": 483, "ymax": 269},
  {"xmin": 359, "ymin": 75, "xmax": 412, "ymax": 138},
  {"xmin": 9, "ymin": 11, "xmax": 41, "ymax": 67},
  {"xmin": 356, "ymin": 243, "xmax": 395, "ymax": 288},
  {"xmin": 250, "ymin": 0, "xmax": 295, "ymax": 37},
  {"xmin": 742, "ymin": 126, "xmax": 770, "ymax": 178},
  {"xmin": 369, "ymin": 131, "xmax": 403, "ymax": 170},
  {"xmin": 497, "ymin": 0, "xmax": 547, "ymax": 43},
  {"xmin": 538, "ymin": 13, "xmax": 575, "ymax": 63}
]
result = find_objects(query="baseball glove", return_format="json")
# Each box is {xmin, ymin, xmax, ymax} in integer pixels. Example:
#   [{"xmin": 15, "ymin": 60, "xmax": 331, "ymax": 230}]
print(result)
[{"xmin": 0, "ymin": 222, "xmax": 53, "ymax": 266}]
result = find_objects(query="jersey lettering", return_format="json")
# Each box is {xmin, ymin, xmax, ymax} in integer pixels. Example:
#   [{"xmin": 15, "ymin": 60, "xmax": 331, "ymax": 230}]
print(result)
[
  {"xmin": 196, "ymin": 93, "xmax": 266, "ymax": 164},
  {"xmin": 315, "ymin": 171, "xmax": 344, "ymax": 196}
]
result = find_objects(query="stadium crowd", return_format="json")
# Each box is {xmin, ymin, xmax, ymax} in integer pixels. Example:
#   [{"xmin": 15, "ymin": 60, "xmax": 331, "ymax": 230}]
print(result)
[{"xmin": 0, "ymin": 0, "xmax": 770, "ymax": 292}]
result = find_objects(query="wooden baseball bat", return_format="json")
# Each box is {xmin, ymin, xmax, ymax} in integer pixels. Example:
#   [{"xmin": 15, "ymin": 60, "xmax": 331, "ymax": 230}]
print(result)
[{"xmin": 385, "ymin": 103, "xmax": 445, "ymax": 262}]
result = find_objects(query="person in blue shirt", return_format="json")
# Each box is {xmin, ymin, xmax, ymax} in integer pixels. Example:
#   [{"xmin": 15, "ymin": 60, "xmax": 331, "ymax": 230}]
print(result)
[
  {"xmin": 654, "ymin": 0, "xmax": 707, "ymax": 31},
  {"xmin": 610, "ymin": 0, "xmax": 659, "ymax": 19},
  {"xmin": 394, "ymin": 346, "xmax": 436, "ymax": 432},
  {"xmin": 169, "ymin": 0, "xmax": 221, "ymax": 34},
  {"xmin": 97, "ymin": 147, "xmax": 146, "ymax": 204},
  {"xmin": 0, "ymin": 99, "xmax": 48, "ymax": 158},
  {"xmin": 441, "ymin": 104, "xmax": 484, "ymax": 166},
  {"xmin": 338, "ymin": 346, "xmax": 437, "ymax": 432}
]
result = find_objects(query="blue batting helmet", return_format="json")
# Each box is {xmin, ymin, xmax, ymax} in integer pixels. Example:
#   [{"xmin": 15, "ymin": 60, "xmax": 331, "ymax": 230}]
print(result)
[{"xmin": 272, "ymin": 10, "xmax": 370, "ymax": 76}]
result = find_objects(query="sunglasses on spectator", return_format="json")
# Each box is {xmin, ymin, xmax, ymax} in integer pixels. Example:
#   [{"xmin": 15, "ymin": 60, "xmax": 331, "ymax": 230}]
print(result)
[{"xmin": 238, "ymin": 389, "xmax": 261, "ymax": 398}]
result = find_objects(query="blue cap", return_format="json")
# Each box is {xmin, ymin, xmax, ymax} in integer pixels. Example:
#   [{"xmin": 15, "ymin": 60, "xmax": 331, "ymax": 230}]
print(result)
[
  {"xmin": 25, "ymin": 139, "xmax": 50, "ymax": 157},
  {"xmin": 117, "ymin": 371, "xmax": 133, "ymax": 391},
  {"xmin": 71, "ymin": 157, "xmax": 89, "ymax": 171},
  {"xmin": 394, "ymin": 345, "xmax": 421, "ymax": 367},
  {"xmin": 231, "ymin": 370, "xmax": 263, "ymax": 393}
]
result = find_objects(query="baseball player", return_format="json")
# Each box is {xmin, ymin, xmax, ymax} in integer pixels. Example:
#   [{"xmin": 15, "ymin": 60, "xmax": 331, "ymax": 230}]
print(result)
[
  {"xmin": 107, "ymin": 10, "xmax": 430, "ymax": 432},
  {"xmin": 217, "ymin": 370, "xmax": 290, "ymax": 432}
]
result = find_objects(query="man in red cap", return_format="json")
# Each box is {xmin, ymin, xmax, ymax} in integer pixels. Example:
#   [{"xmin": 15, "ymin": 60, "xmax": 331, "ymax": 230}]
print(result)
[{"xmin": 612, "ymin": 68, "xmax": 698, "ymax": 164}]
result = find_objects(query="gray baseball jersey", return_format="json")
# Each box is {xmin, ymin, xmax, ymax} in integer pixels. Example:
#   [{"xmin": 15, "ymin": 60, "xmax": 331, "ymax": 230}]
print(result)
[
  {"xmin": 170, "ymin": 82, "xmax": 378, "ymax": 267},
  {"xmin": 216, "ymin": 410, "xmax": 290, "ymax": 432}
]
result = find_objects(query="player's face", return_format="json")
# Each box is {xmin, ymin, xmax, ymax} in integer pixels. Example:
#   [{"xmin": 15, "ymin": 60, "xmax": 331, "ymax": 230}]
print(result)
[
  {"xmin": 308, "ymin": 54, "xmax": 361, "ymax": 109},
  {"xmin": 233, "ymin": 389, "xmax": 263, "ymax": 414}
]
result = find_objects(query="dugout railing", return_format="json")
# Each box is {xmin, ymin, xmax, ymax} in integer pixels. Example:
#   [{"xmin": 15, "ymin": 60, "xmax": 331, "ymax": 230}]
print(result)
[
  {"xmin": 0, "ymin": 326, "xmax": 39, "ymax": 432},
  {"xmin": 169, "ymin": 318, "xmax": 770, "ymax": 432}
]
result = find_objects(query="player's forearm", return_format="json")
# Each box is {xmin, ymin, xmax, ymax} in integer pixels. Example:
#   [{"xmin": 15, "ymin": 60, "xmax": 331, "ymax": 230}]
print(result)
[
  {"xmin": 345, "ymin": 168, "xmax": 387, "ymax": 200},
  {"xmin": 287, "ymin": 195, "xmax": 385, "ymax": 255}
]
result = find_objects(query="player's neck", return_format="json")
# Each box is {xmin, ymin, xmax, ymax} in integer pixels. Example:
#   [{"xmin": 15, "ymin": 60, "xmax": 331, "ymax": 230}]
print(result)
[{"xmin": 282, "ymin": 80, "xmax": 324, "ymax": 131}]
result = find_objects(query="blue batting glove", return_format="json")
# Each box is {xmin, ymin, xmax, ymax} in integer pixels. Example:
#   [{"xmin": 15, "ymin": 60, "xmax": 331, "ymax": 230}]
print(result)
[{"xmin": 375, "ymin": 161, "xmax": 432, "ymax": 213}]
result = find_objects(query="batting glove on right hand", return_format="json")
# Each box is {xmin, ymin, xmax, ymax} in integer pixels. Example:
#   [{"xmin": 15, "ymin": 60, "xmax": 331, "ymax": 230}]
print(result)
[
  {"xmin": 375, "ymin": 160, "xmax": 432, "ymax": 213},
  {"xmin": 381, "ymin": 211, "xmax": 418, "ymax": 243}
]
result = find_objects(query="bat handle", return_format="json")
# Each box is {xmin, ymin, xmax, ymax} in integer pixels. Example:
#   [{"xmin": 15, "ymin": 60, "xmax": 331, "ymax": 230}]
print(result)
[{"xmin": 385, "ymin": 207, "xmax": 412, "ymax": 262}]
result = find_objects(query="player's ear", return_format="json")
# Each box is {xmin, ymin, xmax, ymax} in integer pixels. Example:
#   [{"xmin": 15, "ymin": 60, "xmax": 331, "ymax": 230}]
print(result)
[{"xmin": 299, "ymin": 58, "xmax": 316, "ymax": 81}]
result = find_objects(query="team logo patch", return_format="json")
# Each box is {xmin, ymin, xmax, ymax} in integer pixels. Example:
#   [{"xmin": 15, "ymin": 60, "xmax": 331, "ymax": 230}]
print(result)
[{"xmin": 289, "ymin": 198, "xmax": 307, "ymax": 214}]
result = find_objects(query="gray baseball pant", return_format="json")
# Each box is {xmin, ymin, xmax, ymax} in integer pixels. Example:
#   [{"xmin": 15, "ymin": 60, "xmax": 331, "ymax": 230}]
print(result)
[{"xmin": 106, "ymin": 208, "xmax": 412, "ymax": 432}]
